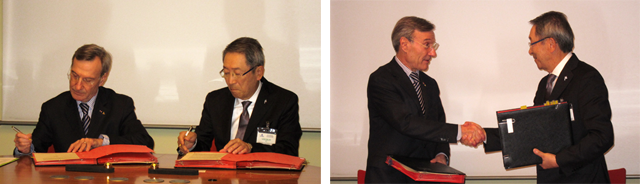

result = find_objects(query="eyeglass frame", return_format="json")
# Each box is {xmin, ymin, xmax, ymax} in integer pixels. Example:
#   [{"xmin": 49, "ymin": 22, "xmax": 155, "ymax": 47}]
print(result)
[
  {"xmin": 414, "ymin": 41, "xmax": 439, "ymax": 52},
  {"xmin": 67, "ymin": 70, "xmax": 102, "ymax": 87},
  {"xmin": 529, "ymin": 37, "xmax": 550, "ymax": 47},
  {"xmin": 219, "ymin": 66, "xmax": 257, "ymax": 79}
]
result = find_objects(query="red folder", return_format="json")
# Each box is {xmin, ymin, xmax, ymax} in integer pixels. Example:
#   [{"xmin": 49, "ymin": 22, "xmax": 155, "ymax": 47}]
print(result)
[
  {"xmin": 386, "ymin": 156, "xmax": 466, "ymax": 183},
  {"xmin": 33, "ymin": 144, "xmax": 157, "ymax": 166},
  {"xmin": 175, "ymin": 152, "xmax": 306, "ymax": 170}
]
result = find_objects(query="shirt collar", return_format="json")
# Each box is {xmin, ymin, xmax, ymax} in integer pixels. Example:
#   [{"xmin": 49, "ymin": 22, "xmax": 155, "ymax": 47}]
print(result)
[
  {"xmin": 394, "ymin": 56, "xmax": 417, "ymax": 80},
  {"xmin": 76, "ymin": 90, "xmax": 98, "ymax": 108},
  {"xmin": 551, "ymin": 52, "xmax": 572, "ymax": 76},
  {"xmin": 235, "ymin": 80, "xmax": 263, "ymax": 105}
]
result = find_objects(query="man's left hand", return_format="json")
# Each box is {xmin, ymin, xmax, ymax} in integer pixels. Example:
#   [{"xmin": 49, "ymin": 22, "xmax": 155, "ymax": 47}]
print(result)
[
  {"xmin": 220, "ymin": 138, "xmax": 252, "ymax": 154},
  {"xmin": 67, "ymin": 138, "xmax": 102, "ymax": 152},
  {"xmin": 533, "ymin": 148, "xmax": 559, "ymax": 169},
  {"xmin": 430, "ymin": 154, "xmax": 447, "ymax": 165}
]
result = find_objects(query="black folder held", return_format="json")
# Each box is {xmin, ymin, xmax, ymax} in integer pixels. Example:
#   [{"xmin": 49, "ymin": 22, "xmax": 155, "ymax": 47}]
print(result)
[{"xmin": 496, "ymin": 102, "xmax": 572, "ymax": 169}]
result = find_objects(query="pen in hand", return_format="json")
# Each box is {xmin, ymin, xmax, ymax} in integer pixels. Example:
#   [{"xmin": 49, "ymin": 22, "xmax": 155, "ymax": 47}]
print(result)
[
  {"xmin": 185, "ymin": 126, "xmax": 194, "ymax": 137},
  {"xmin": 12, "ymin": 126, "xmax": 22, "ymax": 133}
]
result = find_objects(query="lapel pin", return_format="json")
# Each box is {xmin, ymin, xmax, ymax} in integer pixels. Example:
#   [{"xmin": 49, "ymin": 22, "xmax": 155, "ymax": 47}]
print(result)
[
  {"xmin": 264, "ymin": 99, "xmax": 267, "ymax": 104},
  {"xmin": 100, "ymin": 110, "xmax": 105, "ymax": 115},
  {"xmin": 422, "ymin": 82, "xmax": 426, "ymax": 87},
  {"xmin": 564, "ymin": 76, "xmax": 568, "ymax": 81}
]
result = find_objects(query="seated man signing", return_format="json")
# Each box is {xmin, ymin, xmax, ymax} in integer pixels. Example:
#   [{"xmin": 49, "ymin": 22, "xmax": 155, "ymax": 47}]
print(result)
[
  {"xmin": 177, "ymin": 37, "xmax": 302, "ymax": 156},
  {"xmin": 13, "ymin": 44, "xmax": 154, "ymax": 155}
]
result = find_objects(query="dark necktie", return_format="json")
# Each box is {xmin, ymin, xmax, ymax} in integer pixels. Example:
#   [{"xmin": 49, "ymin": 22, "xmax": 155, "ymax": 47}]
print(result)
[
  {"xmin": 410, "ymin": 72, "xmax": 426, "ymax": 115},
  {"xmin": 235, "ymin": 101, "xmax": 252, "ymax": 140},
  {"xmin": 546, "ymin": 74, "xmax": 557, "ymax": 96},
  {"xmin": 80, "ymin": 103, "xmax": 90, "ymax": 135}
]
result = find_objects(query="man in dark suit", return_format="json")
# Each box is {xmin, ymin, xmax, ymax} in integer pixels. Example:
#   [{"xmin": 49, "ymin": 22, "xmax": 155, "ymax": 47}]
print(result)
[
  {"xmin": 365, "ymin": 16, "xmax": 485, "ymax": 183},
  {"xmin": 483, "ymin": 11, "xmax": 614, "ymax": 183},
  {"xmin": 177, "ymin": 37, "xmax": 301, "ymax": 156},
  {"xmin": 13, "ymin": 44, "xmax": 154, "ymax": 155}
]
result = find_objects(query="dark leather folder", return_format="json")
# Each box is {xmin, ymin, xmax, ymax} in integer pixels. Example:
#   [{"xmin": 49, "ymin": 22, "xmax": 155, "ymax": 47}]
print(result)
[
  {"xmin": 385, "ymin": 155, "xmax": 466, "ymax": 183},
  {"xmin": 496, "ymin": 102, "xmax": 572, "ymax": 169}
]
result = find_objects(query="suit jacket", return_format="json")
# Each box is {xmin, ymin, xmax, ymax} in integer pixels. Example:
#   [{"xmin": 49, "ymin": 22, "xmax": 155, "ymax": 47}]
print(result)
[
  {"xmin": 365, "ymin": 58, "xmax": 458, "ymax": 183},
  {"xmin": 191, "ymin": 78, "xmax": 302, "ymax": 156},
  {"xmin": 30, "ymin": 87, "xmax": 154, "ymax": 152},
  {"xmin": 485, "ymin": 53, "xmax": 613, "ymax": 183}
]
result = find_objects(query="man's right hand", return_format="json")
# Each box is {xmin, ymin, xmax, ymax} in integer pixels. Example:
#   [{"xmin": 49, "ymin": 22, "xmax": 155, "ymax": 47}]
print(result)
[
  {"xmin": 177, "ymin": 131, "xmax": 197, "ymax": 154},
  {"xmin": 460, "ymin": 121, "xmax": 486, "ymax": 147},
  {"xmin": 14, "ymin": 132, "xmax": 32, "ymax": 154}
]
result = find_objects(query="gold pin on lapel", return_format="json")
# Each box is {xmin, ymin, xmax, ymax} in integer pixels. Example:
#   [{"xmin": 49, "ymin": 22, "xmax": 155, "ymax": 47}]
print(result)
[
  {"xmin": 100, "ymin": 110, "xmax": 105, "ymax": 115},
  {"xmin": 422, "ymin": 82, "xmax": 426, "ymax": 87}
]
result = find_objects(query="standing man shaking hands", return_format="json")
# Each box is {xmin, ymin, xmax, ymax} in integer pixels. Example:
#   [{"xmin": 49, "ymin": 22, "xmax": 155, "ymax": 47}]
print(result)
[
  {"xmin": 483, "ymin": 11, "xmax": 614, "ymax": 183},
  {"xmin": 365, "ymin": 16, "xmax": 485, "ymax": 183},
  {"xmin": 177, "ymin": 37, "xmax": 302, "ymax": 156}
]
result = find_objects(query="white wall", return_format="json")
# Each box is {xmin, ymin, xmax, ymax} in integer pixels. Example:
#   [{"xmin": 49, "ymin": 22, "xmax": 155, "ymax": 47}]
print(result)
[{"xmin": 331, "ymin": 0, "xmax": 640, "ymax": 178}]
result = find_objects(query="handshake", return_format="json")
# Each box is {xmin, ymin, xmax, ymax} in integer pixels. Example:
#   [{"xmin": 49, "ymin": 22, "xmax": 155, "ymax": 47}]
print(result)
[{"xmin": 460, "ymin": 121, "xmax": 485, "ymax": 147}]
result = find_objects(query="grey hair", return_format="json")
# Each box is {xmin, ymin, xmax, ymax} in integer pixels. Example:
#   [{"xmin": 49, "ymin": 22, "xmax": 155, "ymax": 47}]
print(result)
[
  {"xmin": 530, "ymin": 11, "xmax": 575, "ymax": 53},
  {"xmin": 391, "ymin": 16, "xmax": 435, "ymax": 52}
]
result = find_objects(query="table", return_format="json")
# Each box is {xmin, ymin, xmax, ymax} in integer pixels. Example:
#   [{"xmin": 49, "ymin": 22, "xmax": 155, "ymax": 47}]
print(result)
[{"xmin": 0, "ymin": 154, "xmax": 320, "ymax": 183}]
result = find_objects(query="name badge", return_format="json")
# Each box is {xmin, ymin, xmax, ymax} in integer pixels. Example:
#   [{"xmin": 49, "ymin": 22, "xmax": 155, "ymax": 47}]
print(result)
[{"xmin": 257, "ymin": 124, "xmax": 277, "ymax": 146}]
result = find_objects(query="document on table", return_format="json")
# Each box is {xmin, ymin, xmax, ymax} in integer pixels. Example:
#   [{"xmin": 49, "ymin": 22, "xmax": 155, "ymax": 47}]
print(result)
[
  {"xmin": 0, "ymin": 157, "xmax": 18, "ymax": 167},
  {"xmin": 179, "ymin": 152, "xmax": 227, "ymax": 161},
  {"xmin": 32, "ymin": 153, "xmax": 80, "ymax": 162}
]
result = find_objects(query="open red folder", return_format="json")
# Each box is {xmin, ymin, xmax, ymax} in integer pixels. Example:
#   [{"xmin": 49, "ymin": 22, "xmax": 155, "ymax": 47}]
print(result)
[
  {"xmin": 386, "ymin": 155, "xmax": 466, "ymax": 183},
  {"xmin": 32, "ymin": 144, "xmax": 157, "ymax": 166},
  {"xmin": 175, "ymin": 152, "xmax": 306, "ymax": 170}
]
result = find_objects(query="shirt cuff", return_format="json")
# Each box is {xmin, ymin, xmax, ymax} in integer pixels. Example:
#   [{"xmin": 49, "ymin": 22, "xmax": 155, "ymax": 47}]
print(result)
[
  {"xmin": 178, "ymin": 139, "xmax": 198, "ymax": 155},
  {"xmin": 436, "ymin": 152, "xmax": 449, "ymax": 165},
  {"xmin": 99, "ymin": 134, "xmax": 110, "ymax": 146},
  {"xmin": 456, "ymin": 125, "xmax": 462, "ymax": 141},
  {"xmin": 13, "ymin": 144, "xmax": 35, "ymax": 156}
]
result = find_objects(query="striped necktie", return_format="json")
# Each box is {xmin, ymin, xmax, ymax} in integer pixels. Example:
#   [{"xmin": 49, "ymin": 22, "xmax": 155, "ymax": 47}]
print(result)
[
  {"xmin": 410, "ymin": 72, "xmax": 426, "ymax": 115},
  {"xmin": 80, "ymin": 103, "xmax": 90, "ymax": 135}
]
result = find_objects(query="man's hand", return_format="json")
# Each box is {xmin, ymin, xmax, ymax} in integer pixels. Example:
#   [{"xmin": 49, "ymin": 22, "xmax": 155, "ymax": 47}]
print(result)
[
  {"xmin": 177, "ymin": 131, "xmax": 197, "ymax": 154},
  {"xmin": 430, "ymin": 154, "xmax": 447, "ymax": 165},
  {"xmin": 460, "ymin": 121, "xmax": 486, "ymax": 147},
  {"xmin": 14, "ymin": 132, "xmax": 32, "ymax": 153},
  {"xmin": 220, "ymin": 138, "xmax": 252, "ymax": 154},
  {"xmin": 533, "ymin": 148, "xmax": 559, "ymax": 169},
  {"xmin": 67, "ymin": 138, "xmax": 102, "ymax": 152}
]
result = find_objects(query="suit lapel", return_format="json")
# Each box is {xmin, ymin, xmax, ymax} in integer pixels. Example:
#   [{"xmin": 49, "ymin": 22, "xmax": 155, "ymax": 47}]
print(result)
[
  {"xmin": 242, "ymin": 78, "xmax": 271, "ymax": 141},
  {"xmin": 549, "ymin": 54, "xmax": 578, "ymax": 101},
  {"xmin": 388, "ymin": 60, "xmax": 423, "ymax": 114},
  {"xmin": 221, "ymin": 92, "xmax": 235, "ymax": 143},
  {"xmin": 88, "ymin": 87, "xmax": 107, "ymax": 137},
  {"xmin": 65, "ymin": 96, "xmax": 84, "ymax": 136}
]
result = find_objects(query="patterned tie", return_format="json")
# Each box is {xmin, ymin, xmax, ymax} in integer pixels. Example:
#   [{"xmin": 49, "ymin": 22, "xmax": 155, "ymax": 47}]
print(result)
[
  {"xmin": 410, "ymin": 72, "xmax": 426, "ymax": 115},
  {"xmin": 546, "ymin": 74, "xmax": 557, "ymax": 96},
  {"xmin": 235, "ymin": 101, "xmax": 252, "ymax": 140},
  {"xmin": 80, "ymin": 103, "xmax": 90, "ymax": 135}
]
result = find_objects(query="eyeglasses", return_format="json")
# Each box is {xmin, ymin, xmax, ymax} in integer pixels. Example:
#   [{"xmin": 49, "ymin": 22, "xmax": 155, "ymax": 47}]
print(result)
[
  {"xmin": 417, "ymin": 42, "xmax": 439, "ymax": 51},
  {"xmin": 219, "ymin": 66, "xmax": 256, "ymax": 79},
  {"xmin": 529, "ymin": 37, "xmax": 550, "ymax": 47},
  {"xmin": 68, "ymin": 71, "xmax": 99, "ymax": 86}
]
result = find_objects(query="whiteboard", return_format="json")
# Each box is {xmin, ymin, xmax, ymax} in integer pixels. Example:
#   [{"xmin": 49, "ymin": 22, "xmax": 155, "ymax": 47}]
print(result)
[
  {"xmin": 2, "ymin": 0, "xmax": 321, "ymax": 129},
  {"xmin": 331, "ymin": 0, "xmax": 640, "ymax": 177}
]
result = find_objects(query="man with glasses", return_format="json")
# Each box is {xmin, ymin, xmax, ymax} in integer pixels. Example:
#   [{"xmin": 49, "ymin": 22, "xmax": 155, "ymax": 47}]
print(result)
[
  {"xmin": 365, "ymin": 16, "xmax": 485, "ymax": 183},
  {"xmin": 482, "ymin": 11, "xmax": 614, "ymax": 183},
  {"xmin": 13, "ymin": 44, "xmax": 154, "ymax": 155},
  {"xmin": 177, "ymin": 37, "xmax": 301, "ymax": 156}
]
